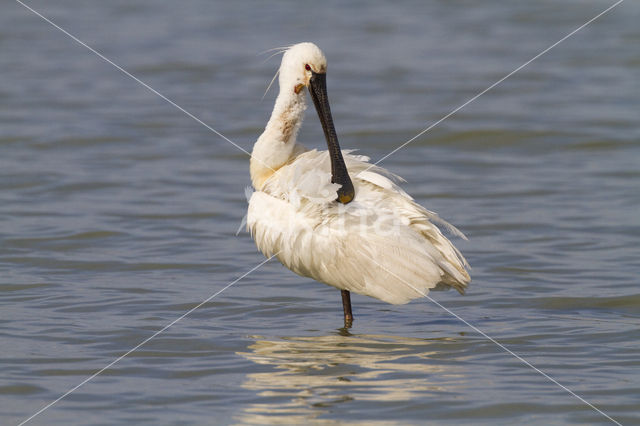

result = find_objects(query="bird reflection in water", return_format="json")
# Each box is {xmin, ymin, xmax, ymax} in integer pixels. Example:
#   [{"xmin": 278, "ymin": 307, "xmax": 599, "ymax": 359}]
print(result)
[{"xmin": 236, "ymin": 332, "xmax": 465, "ymax": 424}]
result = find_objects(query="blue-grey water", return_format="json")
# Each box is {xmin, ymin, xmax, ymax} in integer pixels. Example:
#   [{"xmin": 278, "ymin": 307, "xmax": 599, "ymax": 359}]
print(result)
[{"xmin": 1, "ymin": 1, "xmax": 639, "ymax": 425}]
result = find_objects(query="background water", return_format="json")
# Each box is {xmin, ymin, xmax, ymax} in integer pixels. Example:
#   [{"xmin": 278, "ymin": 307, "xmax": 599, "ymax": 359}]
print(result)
[{"xmin": 1, "ymin": 0, "xmax": 639, "ymax": 424}]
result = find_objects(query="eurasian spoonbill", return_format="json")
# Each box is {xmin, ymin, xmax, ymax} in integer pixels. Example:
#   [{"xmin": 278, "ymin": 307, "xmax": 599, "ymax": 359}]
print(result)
[{"xmin": 247, "ymin": 42, "xmax": 470, "ymax": 327}]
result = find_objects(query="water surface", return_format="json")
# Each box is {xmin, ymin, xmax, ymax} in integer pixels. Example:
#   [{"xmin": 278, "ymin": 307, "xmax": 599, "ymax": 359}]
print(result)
[{"xmin": 1, "ymin": 0, "xmax": 639, "ymax": 424}]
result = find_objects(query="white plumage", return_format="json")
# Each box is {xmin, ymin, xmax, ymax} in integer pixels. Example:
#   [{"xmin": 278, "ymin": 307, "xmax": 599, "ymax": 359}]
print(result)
[{"xmin": 247, "ymin": 42, "xmax": 470, "ymax": 307}]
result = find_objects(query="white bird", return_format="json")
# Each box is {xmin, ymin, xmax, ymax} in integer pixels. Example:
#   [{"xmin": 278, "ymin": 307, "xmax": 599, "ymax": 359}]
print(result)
[{"xmin": 247, "ymin": 42, "xmax": 470, "ymax": 327}]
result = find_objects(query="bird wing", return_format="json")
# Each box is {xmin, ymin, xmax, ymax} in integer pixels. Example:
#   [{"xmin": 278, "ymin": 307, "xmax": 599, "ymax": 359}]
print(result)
[
  {"xmin": 248, "ymin": 190, "xmax": 443, "ymax": 304},
  {"xmin": 248, "ymin": 149, "xmax": 470, "ymax": 304}
]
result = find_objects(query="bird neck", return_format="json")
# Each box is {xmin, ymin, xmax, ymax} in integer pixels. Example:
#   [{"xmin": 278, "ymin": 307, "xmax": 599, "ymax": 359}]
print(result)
[{"xmin": 250, "ymin": 88, "xmax": 306, "ymax": 190}]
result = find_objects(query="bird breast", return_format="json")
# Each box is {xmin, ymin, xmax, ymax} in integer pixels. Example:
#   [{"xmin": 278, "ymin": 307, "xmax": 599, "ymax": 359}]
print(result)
[{"xmin": 246, "ymin": 149, "xmax": 470, "ymax": 304}]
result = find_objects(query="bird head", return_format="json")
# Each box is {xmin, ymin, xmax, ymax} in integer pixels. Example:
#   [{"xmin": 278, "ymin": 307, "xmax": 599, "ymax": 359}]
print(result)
[
  {"xmin": 279, "ymin": 42, "xmax": 328, "ymax": 95},
  {"xmin": 276, "ymin": 42, "xmax": 354, "ymax": 204}
]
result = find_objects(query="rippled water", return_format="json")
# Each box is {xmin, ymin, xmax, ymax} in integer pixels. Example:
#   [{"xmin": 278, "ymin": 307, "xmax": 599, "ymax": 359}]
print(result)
[{"xmin": 1, "ymin": 0, "xmax": 639, "ymax": 424}]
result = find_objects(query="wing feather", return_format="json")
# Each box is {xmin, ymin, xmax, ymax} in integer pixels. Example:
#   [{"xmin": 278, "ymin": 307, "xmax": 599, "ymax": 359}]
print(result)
[{"xmin": 247, "ymin": 148, "xmax": 470, "ymax": 304}]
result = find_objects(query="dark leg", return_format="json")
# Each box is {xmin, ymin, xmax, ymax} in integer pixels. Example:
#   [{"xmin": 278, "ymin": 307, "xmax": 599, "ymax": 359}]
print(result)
[{"xmin": 341, "ymin": 290, "xmax": 353, "ymax": 328}]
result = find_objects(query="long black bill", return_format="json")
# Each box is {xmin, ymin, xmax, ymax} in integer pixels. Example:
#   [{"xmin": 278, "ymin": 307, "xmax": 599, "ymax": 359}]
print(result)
[{"xmin": 308, "ymin": 71, "xmax": 355, "ymax": 204}]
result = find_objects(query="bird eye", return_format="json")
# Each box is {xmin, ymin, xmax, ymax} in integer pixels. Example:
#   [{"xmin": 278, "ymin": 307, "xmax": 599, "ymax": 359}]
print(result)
[{"xmin": 305, "ymin": 64, "xmax": 311, "ymax": 71}]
